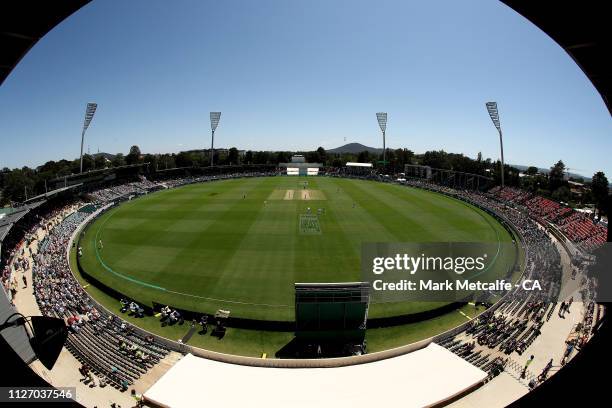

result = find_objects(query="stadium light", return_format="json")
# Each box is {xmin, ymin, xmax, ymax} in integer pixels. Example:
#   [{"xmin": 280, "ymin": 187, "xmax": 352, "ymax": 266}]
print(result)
[
  {"xmin": 486, "ymin": 102, "xmax": 505, "ymax": 188},
  {"xmin": 210, "ymin": 112, "xmax": 221, "ymax": 167},
  {"xmin": 376, "ymin": 112, "xmax": 387, "ymax": 165},
  {"xmin": 79, "ymin": 102, "xmax": 98, "ymax": 173}
]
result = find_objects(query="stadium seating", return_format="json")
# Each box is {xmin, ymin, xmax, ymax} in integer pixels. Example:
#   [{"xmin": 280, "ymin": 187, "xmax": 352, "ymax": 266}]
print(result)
[
  {"xmin": 488, "ymin": 187, "xmax": 607, "ymax": 252},
  {"xmin": 27, "ymin": 208, "xmax": 169, "ymax": 392}
]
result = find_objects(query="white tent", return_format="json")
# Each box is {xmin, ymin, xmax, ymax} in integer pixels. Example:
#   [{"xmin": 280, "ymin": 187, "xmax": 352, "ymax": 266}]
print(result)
[{"xmin": 144, "ymin": 343, "xmax": 486, "ymax": 408}]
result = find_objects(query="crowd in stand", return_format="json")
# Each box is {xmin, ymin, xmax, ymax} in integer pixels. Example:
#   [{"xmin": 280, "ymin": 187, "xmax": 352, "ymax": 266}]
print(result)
[
  {"xmin": 1, "ymin": 202, "xmax": 72, "ymax": 301},
  {"xmin": 158, "ymin": 169, "xmax": 280, "ymax": 189},
  {"xmin": 30, "ymin": 207, "xmax": 170, "ymax": 391},
  {"xmin": 324, "ymin": 166, "xmax": 380, "ymax": 180},
  {"xmin": 0, "ymin": 198, "xmax": 171, "ymax": 394},
  {"xmin": 488, "ymin": 186, "xmax": 607, "ymax": 252},
  {"xmin": 88, "ymin": 177, "xmax": 161, "ymax": 204}
]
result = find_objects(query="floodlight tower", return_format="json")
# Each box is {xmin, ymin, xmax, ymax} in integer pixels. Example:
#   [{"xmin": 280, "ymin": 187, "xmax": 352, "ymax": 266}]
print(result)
[
  {"xmin": 486, "ymin": 102, "xmax": 505, "ymax": 188},
  {"xmin": 80, "ymin": 102, "xmax": 98, "ymax": 173},
  {"xmin": 209, "ymin": 112, "xmax": 221, "ymax": 166},
  {"xmin": 376, "ymin": 112, "xmax": 387, "ymax": 165}
]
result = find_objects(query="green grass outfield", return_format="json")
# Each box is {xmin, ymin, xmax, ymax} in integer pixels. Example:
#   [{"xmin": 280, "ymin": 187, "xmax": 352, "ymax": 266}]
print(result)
[{"xmin": 78, "ymin": 176, "xmax": 518, "ymax": 321}]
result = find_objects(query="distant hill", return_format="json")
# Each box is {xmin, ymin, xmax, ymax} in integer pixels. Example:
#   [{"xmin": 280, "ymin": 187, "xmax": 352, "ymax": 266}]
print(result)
[{"xmin": 328, "ymin": 143, "xmax": 382, "ymax": 154}]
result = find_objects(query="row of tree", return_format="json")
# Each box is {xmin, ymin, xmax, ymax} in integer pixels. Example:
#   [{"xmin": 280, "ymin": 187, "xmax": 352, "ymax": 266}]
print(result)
[{"xmin": 0, "ymin": 146, "xmax": 608, "ymax": 215}]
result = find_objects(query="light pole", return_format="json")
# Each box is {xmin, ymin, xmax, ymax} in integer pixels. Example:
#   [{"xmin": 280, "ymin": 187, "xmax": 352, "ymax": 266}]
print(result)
[
  {"xmin": 80, "ymin": 102, "xmax": 97, "ymax": 173},
  {"xmin": 210, "ymin": 112, "xmax": 221, "ymax": 167},
  {"xmin": 486, "ymin": 102, "xmax": 505, "ymax": 188},
  {"xmin": 376, "ymin": 112, "xmax": 387, "ymax": 165}
]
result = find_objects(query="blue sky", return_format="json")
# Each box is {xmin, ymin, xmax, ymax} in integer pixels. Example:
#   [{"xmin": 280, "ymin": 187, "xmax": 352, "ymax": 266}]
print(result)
[{"xmin": 0, "ymin": 0, "xmax": 610, "ymax": 177}]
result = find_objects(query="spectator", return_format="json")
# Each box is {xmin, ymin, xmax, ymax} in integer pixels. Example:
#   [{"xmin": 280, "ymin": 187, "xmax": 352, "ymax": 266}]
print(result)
[
  {"xmin": 538, "ymin": 359, "xmax": 553, "ymax": 382},
  {"xmin": 521, "ymin": 355, "xmax": 535, "ymax": 379},
  {"xmin": 131, "ymin": 389, "xmax": 143, "ymax": 406}
]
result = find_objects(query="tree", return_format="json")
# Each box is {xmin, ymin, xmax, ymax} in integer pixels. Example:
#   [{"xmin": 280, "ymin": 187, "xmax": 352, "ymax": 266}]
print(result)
[
  {"xmin": 549, "ymin": 160, "xmax": 566, "ymax": 192},
  {"xmin": 126, "ymin": 145, "xmax": 142, "ymax": 165},
  {"xmin": 112, "ymin": 153, "xmax": 126, "ymax": 167},
  {"xmin": 305, "ymin": 151, "xmax": 320, "ymax": 163},
  {"xmin": 245, "ymin": 150, "xmax": 253, "ymax": 164},
  {"xmin": 143, "ymin": 154, "xmax": 158, "ymax": 172},
  {"xmin": 129, "ymin": 145, "xmax": 141, "ymax": 156},
  {"xmin": 525, "ymin": 166, "xmax": 538, "ymax": 176},
  {"xmin": 158, "ymin": 154, "xmax": 175, "ymax": 169},
  {"xmin": 227, "ymin": 147, "xmax": 239, "ymax": 165},
  {"xmin": 81, "ymin": 154, "xmax": 95, "ymax": 172},
  {"xmin": 505, "ymin": 166, "xmax": 521, "ymax": 187},
  {"xmin": 175, "ymin": 152, "xmax": 193, "ymax": 167},
  {"xmin": 388, "ymin": 148, "xmax": 414, "ymax": 173},
  {"xmin": 316, "ymin": 147, "xmax": 327, "ymax": 165},
  {"xmin": 253, "ymin": 151, "xmax": 271, "ymax": 164},
  {"xmin": 94, "ymin": 155, "xmax": 107, "ymax": 170},
  {"xmin": 591, "ymin": 171, "xmax": 609, "ymax": 215},
  {"xmin": 2, "ymin": 168, "xmax": 35, "ymax": 203},
  {"xmin": 422, "ymin": 150, "xmax": 450, "ymax": 169},
  {"xmin": 275, "ymin": 151, "xmax": 290, "ymax": 164},
  {"xmin": 551, "ymin": 185, "xmax": 571, "ymax": 203},
  {"xmin": 357, "ymin": 150, "xmax": 371, "ymax": 163}
]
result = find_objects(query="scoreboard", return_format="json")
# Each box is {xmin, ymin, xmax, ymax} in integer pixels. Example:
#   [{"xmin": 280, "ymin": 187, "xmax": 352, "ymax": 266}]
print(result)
[{"xmin": 294, "ymin": 282, "xmax": 370, "ymax": 342}]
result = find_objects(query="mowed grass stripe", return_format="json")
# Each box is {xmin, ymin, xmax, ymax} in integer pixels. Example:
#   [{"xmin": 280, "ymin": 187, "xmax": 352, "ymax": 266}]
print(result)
[
  {"xmin": 147, "ymin": 178, "xmax": 281, "ymax": 311},
  {"xmin": 292, "ymin": 178, "xmax": 358, "ymax": 284},
  {"xmin": 99, "ymin": 178, "xmax": 256, "ymax": 275},
  {"xmin": 209, "ymin": 178, "xmax": 296, "ymax": 311},
  {"xmin": 318, "ymin": 178, "xmax": 398, "ymax": 246},
  {"xmin": 373, "ymin": 182, "xmax": 504, "ymax": 241},
  {"xmin": 340, "ymin": 179, "xmax": 434, "ymax": 241},
  {"xmin": 349, "ymin": 180, "xmax": 496, "ymax": 242},
  {"xmin": 161, "ymin": 177, "xmax": 271, "ymax": 297}
]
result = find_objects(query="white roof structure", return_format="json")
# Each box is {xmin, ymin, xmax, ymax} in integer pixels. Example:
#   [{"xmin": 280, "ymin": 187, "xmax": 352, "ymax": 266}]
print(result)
[
  {"xmin": 346, "ymin": 162, "xmax": 373, "ymax": 167},
  {"xmin": 144, "ymin": 344, "xmax": 486, "ymax": 408}
]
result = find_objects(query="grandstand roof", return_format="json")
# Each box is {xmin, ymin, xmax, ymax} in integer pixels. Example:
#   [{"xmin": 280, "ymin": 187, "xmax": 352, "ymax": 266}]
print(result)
[
  {"xmin": 48, "ymin": 163, "xmax": 145, "ymax": 184},
  {"xmin": 0, "ymin": 201, "xmax": 44, "ymax": 242},
  {"xmin": 502, "ymin": 1, "xmax": 611, "ymax": 115},
  {"xmin": 23, "ymin": 184, "xmax": 82, "ymax": 204},
  {"xmin": 0, "ymin": 202, "xmax": 41, "ymax": 364},
  {"xmin": 144, "ymin": 344, "xmax": 487, "ymax": 408},
  {"xmin": 0, "ymin": 1, "xmax": 91, "ymax": 86}
]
